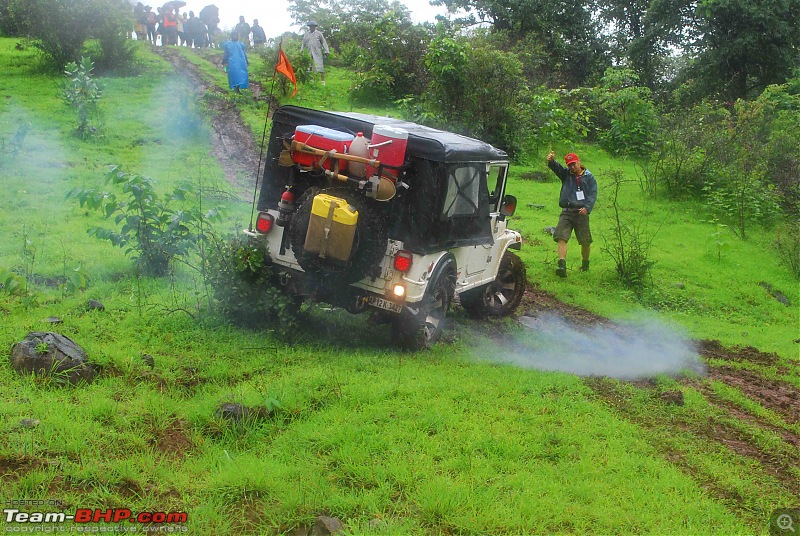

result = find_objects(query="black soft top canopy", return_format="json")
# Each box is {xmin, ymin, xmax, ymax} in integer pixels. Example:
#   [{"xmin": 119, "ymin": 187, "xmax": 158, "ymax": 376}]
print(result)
[{"xmin": 273, "ymin": 106, "xmax": 508, "ymax": 163}]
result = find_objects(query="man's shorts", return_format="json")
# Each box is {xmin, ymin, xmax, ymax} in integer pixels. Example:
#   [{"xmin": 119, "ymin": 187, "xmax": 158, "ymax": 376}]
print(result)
[{"xmin": 554, "ymin": 208, "xmax": 592, "ymax": 245}]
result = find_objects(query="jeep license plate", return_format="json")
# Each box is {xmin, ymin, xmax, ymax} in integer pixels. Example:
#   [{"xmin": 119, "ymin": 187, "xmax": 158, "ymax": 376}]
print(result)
[{"xmin": 367, "ymin": 296, "xmax": 403, "ymax": 314}]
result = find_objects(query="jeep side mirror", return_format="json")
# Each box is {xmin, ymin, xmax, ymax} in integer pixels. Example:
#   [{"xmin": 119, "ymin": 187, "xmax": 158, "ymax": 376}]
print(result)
[{"xmin": 500, "ymin": 195, "xmax": 517, "ymax": 217}]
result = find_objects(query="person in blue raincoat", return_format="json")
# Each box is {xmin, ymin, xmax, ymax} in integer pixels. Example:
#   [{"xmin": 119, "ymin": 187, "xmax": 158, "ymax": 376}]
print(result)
[{"xmin": 222, "ymin": 31, "xmax": 248, "ymax": 92}]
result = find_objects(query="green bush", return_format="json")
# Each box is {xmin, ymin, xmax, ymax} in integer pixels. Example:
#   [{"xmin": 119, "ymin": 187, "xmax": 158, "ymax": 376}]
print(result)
[
  {"xmin": 59, "ymin": 57, "xmax": 103, "ymax": 138},
  {"xmin": 68, "ymin": 166, "xmax": 221, "ymax": 276},
  {"xmin": 423, "ymin": 34, "xmax": 532, "ymax": 157},
  {"xmin": 595, "ymin": 69, "xmax": 658, "ymax": 158},
  {"xmin": 601, "ymin": 170, "xmax": 657, "ymax": 292},
  {"xmin": 5, "ymin": 0, "xmax": 134, "ymax": 70},
  {"xmin": 206, "ymin": 237, "xmax": 301, "ymax": 333},
  {"xmin": 775, "ymin": 221, "xmax": 800, "ymax": 279},
  {"xmin": 348, "ymin": 68, "xmax": 394, "ymax": 105}
]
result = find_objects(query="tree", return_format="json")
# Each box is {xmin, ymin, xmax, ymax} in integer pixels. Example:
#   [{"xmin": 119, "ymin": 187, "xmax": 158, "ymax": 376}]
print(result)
[
  {"xmin": 598, "ymin": 0, "xmax": 698, "ymax": 89},
  {"xmin": 431, "ymin": 0, "xmax": 610, "ymax": 86},
  {"xmin": 4, "ymin": 0, "xmax": 134, "ymax": 70},
  {"xmin": 688, "ymin": 0, "xmax": 800, "ymax": 101}
]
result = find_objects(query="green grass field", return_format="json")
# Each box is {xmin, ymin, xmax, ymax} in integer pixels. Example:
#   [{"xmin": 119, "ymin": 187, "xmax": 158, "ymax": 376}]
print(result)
[{"xmin": 1, "ymin": 39, "xmax": 798, "ymax": 534}]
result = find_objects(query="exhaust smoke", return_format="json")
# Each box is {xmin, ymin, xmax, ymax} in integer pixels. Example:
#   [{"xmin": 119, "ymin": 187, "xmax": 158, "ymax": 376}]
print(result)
[{"xmin": 486, "ymin": 314, "xmax": 704, "ymax": 380}]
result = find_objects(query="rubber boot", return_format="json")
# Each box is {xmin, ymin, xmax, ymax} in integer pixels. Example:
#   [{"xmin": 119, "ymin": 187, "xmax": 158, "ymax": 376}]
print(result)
[
  {"xmin": 580, "ymin": 259, "xmax": 590, "ymax": 272},
  {"xmin": 556, "ymin": 258, "xmax": 567, "ymax": 278}
]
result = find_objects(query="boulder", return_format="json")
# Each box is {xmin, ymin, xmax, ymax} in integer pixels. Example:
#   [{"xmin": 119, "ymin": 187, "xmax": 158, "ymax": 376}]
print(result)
[{"xmin": 10, "ymin": 332, "xmax": 96, "ymax": 384}]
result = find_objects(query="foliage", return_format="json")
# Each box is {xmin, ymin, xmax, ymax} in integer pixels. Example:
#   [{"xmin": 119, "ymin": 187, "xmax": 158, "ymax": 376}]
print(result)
[
  {"xmin": 345, "ymin": 10, "xmax": 430, "ymax": 100},
  {"xmin": 258, "ymin": 38, "xmax": 314, "ymax": 92},
  {"xmin": 4, "ymin": 0, "xmax": 135, "ymax": 70},
  {"xmin": 594, "ymin": 68, "xmax": 658, "ymax": 157},
  {"xmin": 67, "ymin": 166, "xmax": 221, "ymax": 277},
  {"xmin": 58, "ymin": 57, "xmax": 103, "ymax": 138},
  {"xmin": 638, "ymin": 102, "xmax": 727, "ymax": 198},
  {"xmin": 0, "ymin": 268, "xmax": 28, "ymax": 297},
  {"xmin": 774, "ymin": 221, "xmax": 800, "ymax": 279},
  {"xmin": 431, "ymin": 0, "xmax": 610, "ymax": 86},
  {"xmin": 601, "ymin": 170, "xmax": 656, "ymax": 292},
  {"xmin": 206, "ymin": 237, "xmax": 301, "ymax": 333},
  {"xmin": 348, "ymin": 67, "xmax": 394, "ymax": 105},
  {"xmin": 702, "ymin": 176, "xmax": 781, "ymax": 240},
  {"xmin": 423, "ymin": 34, "xmax": 531, "ymax": 157},
  {"xmin": 522, "ymin": 87, "xmax": 591, "ymax": 151},
  {"xmin": 688, "ymin": 0, "xmax": 799, "ymax": 102},
  {"xmin": 288, "ymin": 0, "xmax": 413, "ymax": 53}
]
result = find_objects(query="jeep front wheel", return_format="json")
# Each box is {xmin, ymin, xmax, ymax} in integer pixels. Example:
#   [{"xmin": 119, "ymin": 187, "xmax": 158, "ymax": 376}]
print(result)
[
  {"xmin": 391, "ymin": 258, "xmax": 456, "ymax": 350},
  {"xmin": 460, "ymin": 251, "xmax": 526, "ymax": 318}
]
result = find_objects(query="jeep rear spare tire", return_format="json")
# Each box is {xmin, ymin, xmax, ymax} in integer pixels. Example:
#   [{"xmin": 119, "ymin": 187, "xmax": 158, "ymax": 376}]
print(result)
[{"xmin": 289, "ymin": 187, "xmax": 387, "ymax": 283}]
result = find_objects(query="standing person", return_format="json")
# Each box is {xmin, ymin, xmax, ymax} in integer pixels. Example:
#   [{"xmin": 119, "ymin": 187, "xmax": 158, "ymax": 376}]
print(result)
[
  {"xmin": 162, "ymin": 7, "xmax": 178, "ymax": 45},
  {"xmin": 251, "ymin": 19, "xmax": 266, "ymax": 46},
  {"xmin": 546, "ymin": 151, "xmax": 598, "ymax": 277},
  {"xmin": 300, "ymin": 21, "xmax": 330, "ymax": 85},
  {"xmin": 222, "ymin": 31, "xmax": 249, "ymax": 93},
  {"xmin": 184, "ymin": 11, "xmax": 202, "ymax": 48},
  {"xmin": 176, "ymin": 12, "xmax": 186, "ymax": 46},
  {"xmin": 234, "ymin": 16, "xmax": 251, "ymax": 46},
  {"xmin": 134, "ymin": 2, "xmax": 146, "ymax": 40},
  {"xmin": 144, "ymin": 6, "xmax": 157, "ymax": 44}
]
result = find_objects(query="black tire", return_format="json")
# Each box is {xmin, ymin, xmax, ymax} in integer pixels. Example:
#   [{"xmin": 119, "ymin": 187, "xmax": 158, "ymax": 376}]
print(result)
[
  {"xmin": 460, "ymin": 251, "xmax": 526, "ymax": 318},
  {"xmin": 288, "ymin": 186, "xmax": 387, "ymax": 283},
  {"xmin": 392, "ymin": 257, "xmax": 456, "ymax": 350}
]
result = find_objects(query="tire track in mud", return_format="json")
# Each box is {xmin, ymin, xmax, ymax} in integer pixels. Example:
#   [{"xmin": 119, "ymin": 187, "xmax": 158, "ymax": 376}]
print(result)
[
  {"xmin": 154, "ymin": 46, "xmax": 265, "ymax": 200},
  {"xmin": 521, "ymin": 286, "xmax": 800, "ymax": 518}
]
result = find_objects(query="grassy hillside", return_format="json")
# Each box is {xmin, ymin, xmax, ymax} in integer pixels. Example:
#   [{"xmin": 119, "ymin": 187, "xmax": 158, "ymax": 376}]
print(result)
[{"xmin": 1, "ymin": 39, "xmax": 797, "ymax": 535}]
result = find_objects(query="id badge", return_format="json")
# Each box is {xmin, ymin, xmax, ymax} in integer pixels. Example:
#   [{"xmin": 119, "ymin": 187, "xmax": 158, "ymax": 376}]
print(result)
[{"xmin": 576, "ymin": 190, "xmax": 585, "ymax": 201}]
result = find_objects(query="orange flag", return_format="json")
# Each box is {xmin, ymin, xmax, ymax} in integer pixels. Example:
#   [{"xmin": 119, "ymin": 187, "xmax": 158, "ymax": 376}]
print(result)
[{"xmin": 276, "ymin": 47, "xmax": 297, "ymax": 98}]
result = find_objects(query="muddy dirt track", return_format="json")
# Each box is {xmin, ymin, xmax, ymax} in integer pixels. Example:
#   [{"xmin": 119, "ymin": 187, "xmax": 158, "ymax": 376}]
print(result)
[{"xmin": 157, "ymin": 47, "xmax": 800, "ymax": 521}]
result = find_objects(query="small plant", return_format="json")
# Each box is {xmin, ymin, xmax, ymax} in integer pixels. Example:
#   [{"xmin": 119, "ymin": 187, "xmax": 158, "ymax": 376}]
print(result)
[
  {"xmin": 775, "ymin": 220, "xmax": 800, "ymax": 279},
  {"xmin": 35, "ymin": 342, "xmax": 49, "ymax": 355},
  {"xmin": 67, "ymin": 166, "xmax": 221, "ymax": 277},
  {"xmin": 601, "ymin": 170, "xmax": 657, "ymax": 292},
  {"xmin": 206, "ymin": 237, "xmax": 301, "ymax": 334},
  {"xmin": 0, "ymin": 269, "xmax": 28, "ymax": 297},
  {"xmin": 58, "ymin": 56, "xmax": 103, "ymax": 137}
]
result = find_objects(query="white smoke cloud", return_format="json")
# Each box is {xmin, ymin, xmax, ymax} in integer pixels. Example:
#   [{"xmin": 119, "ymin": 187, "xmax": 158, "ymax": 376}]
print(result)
[{"xmin": 483, "ymin": 313, "xmax": 705, "ymax": 380}]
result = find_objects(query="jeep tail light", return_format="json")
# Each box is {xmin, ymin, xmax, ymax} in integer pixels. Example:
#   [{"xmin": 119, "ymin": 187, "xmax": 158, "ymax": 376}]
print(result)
[
  {"xmin": 393, "ymin": 250, "xmax": 413, "ymax": 272},
  {"xmin": 255, "ymin": 212, "xmax": 274, "ymax": 234},
  {"xmin": 500, "ymin": 195, "xmax": 517, "ymax": 217}
]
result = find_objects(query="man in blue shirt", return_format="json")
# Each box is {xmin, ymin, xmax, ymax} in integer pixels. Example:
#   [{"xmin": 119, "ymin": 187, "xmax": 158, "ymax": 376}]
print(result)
[{"xmin": 547, "ymin": 151, "xmax": 598, "ymax": 277}]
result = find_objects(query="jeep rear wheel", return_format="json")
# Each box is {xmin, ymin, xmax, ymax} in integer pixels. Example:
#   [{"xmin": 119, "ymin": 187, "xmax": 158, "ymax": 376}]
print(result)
[
  {"xmin": 460, "ymin": 251, "xmax": 526, "ymax": 318},
  {"xmin": 392, "ymin": 258, "xmax": 456, "ymax": 350}
]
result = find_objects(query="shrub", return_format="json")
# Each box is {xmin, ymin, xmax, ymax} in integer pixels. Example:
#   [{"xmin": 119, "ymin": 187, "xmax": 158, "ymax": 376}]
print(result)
[
  {"xmin": 59, "ymin": 57, "xmax": 103, "ymax": 137},
  {"xmin": 775, "ymin": 221, "xmax": 800, "ymax": 279},
  {"xmin": 601, "ymin": 170, "xmax": 657, "ymax": 292},
  {"xmin": 639, "ymin": 103, "xmax": 728, "ymax": 198},
  {"xmin": 68, "ymin": 166, "xmax": 221, "ymax": 276},
  {"xmin": 424, "ymin": 34, "xmax": 532, "ymax": 157},
  {"xmin": 5, "ymin": 0, "xmax": 134, "ymax": 71},
  {"xmin": 348, "ymin": 68, "xmax": 394, "ymax": 105},
  {"xmin": 206, "ymin": 237, "xmax": 301, "ymax": 333},
  {"xmin": 595, "ymin": 69, "xmax": 658, "ymax": 158}
]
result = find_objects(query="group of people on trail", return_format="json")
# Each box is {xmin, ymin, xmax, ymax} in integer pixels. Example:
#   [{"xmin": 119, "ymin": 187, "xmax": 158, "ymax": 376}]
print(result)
[
  {"xmin": 132, "ymin": 3, "xmax": 267, "ymax": 50},
  {"xmin": 133, "ymin": 3, "xmax": 221, "ymax": 48}
]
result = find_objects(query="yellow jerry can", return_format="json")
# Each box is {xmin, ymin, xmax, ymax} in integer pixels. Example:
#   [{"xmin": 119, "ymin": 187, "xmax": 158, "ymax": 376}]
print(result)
[{"xmin": 304, "ymin": 194, "xmax": 359, "ymax": 263}]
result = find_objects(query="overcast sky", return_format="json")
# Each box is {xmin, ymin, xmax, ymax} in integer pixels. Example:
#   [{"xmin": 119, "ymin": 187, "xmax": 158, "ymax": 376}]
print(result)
[{"xmin": 174, "ymin": 0, "xmax": 451, "ymax": 40}]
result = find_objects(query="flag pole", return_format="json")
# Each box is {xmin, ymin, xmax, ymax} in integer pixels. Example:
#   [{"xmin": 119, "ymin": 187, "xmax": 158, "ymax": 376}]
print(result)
[{"xmin": 249, "ymin": 39, "xmax": 283, "ymax": 232}]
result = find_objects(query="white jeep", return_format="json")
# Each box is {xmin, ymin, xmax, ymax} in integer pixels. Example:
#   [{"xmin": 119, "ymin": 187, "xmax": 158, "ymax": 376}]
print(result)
[{"xmin": 244, "ymin": 105, "xmax": 525, "ymax": 348}]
